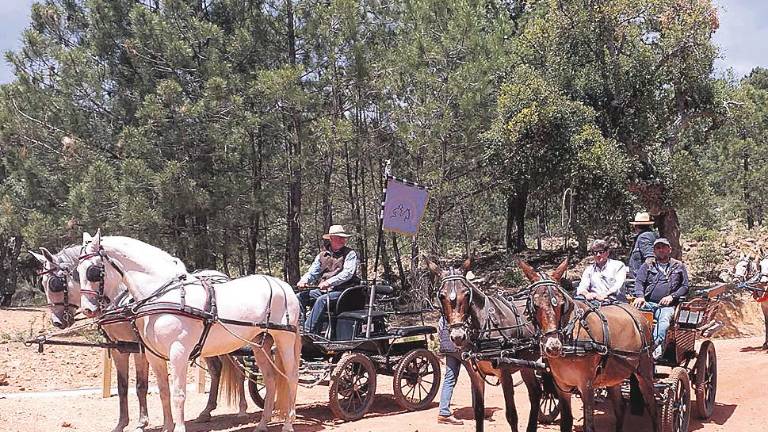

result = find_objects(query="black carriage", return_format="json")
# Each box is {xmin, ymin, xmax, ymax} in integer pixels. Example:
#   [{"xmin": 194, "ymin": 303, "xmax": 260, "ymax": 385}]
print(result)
[{"xmin": 241, "ymin": 280, "xmax": 441, "ymax": 421}]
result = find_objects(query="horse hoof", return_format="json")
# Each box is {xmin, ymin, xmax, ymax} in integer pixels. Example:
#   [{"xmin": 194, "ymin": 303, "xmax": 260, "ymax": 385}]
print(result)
[
  {"xmin": 236, "ymin": 411, "xmax": 249, "ymax": 418},
  {"xmin": 762, "ymin": 342, "xmax": 768, "ymax": 350}
]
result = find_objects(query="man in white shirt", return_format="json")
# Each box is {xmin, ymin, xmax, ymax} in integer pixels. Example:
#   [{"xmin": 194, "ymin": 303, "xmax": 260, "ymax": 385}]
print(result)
[{"xmin": 577, "ymin": 239, "xmax": 627, "ymax": 303}]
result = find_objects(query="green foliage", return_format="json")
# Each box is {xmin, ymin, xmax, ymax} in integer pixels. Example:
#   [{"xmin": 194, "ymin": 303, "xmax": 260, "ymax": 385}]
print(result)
[{"xmin": 688, "ymin": 227, "xmax": 719, "ymax": 243}]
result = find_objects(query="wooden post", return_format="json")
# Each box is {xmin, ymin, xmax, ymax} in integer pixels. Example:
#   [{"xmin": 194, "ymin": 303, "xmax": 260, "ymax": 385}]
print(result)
[
  {"xmin": 197, "ymin": 365, "xmax": 206, "ymax": 394},
  {"xmin": 102, "ymin": 349, "xmax": 112, "ymax": 398}
]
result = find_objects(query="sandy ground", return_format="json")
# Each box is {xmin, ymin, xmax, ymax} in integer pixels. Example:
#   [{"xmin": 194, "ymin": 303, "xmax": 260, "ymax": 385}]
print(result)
[{"xmin": 1, "ymin": 307, "xmax": 767, "ymax": 432}]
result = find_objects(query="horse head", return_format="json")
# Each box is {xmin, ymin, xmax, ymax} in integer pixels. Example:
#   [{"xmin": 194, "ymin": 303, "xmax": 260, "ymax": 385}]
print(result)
[
  {"xmin": 426, "ymin": 255, "xmax": 477, "ymax": 348},
  {"xmin": 518, "ymin": 258, "xmax": 569, "ymax": 358},
  {"xmin": 30, "ymin": 246, "xmax": 81, "ymax": 329},
  {"xmin": 76, "ymin": 229, "xmax": 122, "ymax": 317}
]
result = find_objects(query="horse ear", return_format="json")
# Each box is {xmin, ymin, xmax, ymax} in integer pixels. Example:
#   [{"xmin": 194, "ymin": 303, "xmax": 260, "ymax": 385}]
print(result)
[
  {"xmin": 82, "ymin": 232, "xmax": 93, "ymax": 245},
  {"xmin": 423, "ymin": 255, "xmax": 442, "ymax": 280},
  {"xmin": 517, "ymin": 259, "xmax": 540, "ymax": 282},
  {"xmin": 551, "ymin": 258, "xmax": 569, "ymax": 282},
  {"xmin": 40, "ymin": 247, "xmax": 56, "ymax": 263},
  {"xmin": 92, "ymin": 229, "xmax": 102, "ymax": 248},
  {"xmin": 29, "ymin": 250, "xmax": 46, "ymax": 264},
  {"xmin": 461, "ymin": 255, "xmax": 474, "ymax": 274}
]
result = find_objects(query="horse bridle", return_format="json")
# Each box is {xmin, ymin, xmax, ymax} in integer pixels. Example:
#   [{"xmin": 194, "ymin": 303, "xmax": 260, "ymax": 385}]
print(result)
[
  {"xmin": 37, "ymin": 261, "xmax": 80, "ymax": 321},
  {"xmin": 525, "ymin": 278, "xmax": 575, "ymax": 341},
  {"xmin": 438, "ymin": 269, "xmax": 476, "ymax": 331},
  {"xmin": 78, "ymin": 247, "xmax": 125, "ymax": 310}
]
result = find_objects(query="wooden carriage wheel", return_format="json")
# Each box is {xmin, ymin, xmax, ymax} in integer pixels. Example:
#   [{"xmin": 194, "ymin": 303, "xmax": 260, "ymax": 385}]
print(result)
[
  {"xmin": 693, "ymin": 341, "xmax": 717, "ymax": 419},
  {"xmin": 535, "ymin": 371, "xmax": 561, "ymax": 424},
  {"xmin": 661, "ymin": 367, "xmax": 691, "ymax": 432},
  {"xmin": 392, "ymin": 348, "xmax": 441, "ymax": 411},
  {"xmin": 328, "ymin": 352, "xmax": 377, "ymax": 421}
]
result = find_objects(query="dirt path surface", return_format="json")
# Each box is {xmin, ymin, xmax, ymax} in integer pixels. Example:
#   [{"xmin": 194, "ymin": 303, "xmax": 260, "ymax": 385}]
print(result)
[{"xmin": 1, "ymin": 308, "xmax": 766, "ymax": 432}]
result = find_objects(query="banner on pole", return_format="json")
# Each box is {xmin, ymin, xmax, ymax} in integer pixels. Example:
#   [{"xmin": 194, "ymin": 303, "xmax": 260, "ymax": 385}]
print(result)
[{"xmin": 381, "ymin": 177, "xmax": 429, "ymax": 236}]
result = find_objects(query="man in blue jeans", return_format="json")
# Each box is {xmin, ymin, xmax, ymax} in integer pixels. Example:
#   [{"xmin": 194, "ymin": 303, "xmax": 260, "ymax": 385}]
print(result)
[
  {"xmin": 437, "ymin": 316, "xmax": 465, "ymax": 425},
  {"xmin": 297, "ymin": 225, "xmax": 359, "ymax": 334},
  {"xmin": 632, "ymin": 238, "xmax": 690, "ymax": 359}
]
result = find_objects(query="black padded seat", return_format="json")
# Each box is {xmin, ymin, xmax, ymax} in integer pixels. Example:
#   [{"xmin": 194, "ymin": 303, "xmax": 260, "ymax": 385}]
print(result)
[
  {"xmin": 390, "ymin": 325, "xmax": 437, "ymax": 337},
  {"xmin": 336, "ymin": 309, "xmax": 387, "ymax": 321}
]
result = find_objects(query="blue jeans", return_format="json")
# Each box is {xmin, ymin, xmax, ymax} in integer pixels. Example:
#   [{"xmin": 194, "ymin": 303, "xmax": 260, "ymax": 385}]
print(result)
[
  {"xmin": 304, "ymin": 290, "xmax": 341, "ymax": 334},
  {"xmin": 642, "ymin": 302, "xmax": 675, "ymax": 348},
  {"xmin": 439, "ymin": 353, "xmax": 462, "ymax": 417}
]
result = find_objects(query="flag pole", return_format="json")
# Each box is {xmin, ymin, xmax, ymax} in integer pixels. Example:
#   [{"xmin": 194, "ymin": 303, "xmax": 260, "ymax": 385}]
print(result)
[{"xmin": 366, "ymin": 160, "xmax": 391, "ymax": 337}]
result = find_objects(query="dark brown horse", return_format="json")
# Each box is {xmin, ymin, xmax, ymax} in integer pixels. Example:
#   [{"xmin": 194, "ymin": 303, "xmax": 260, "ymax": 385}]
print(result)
[
  {"xmin": 518, "ymin": 259, "xmax": 658, "ymax": 432},
  {"xmin": 428, "ymin": 257, "xmax": 564, "ymax": 432}
]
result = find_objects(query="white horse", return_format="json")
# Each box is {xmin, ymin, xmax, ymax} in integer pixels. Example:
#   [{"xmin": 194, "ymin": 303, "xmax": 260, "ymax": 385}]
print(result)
[
  {"xmin": 731, "ymin": 253, "xmax": 768, "ymax": 349},
  {"xmin": 31, "ymin": 245, "xmax": 248, "ymax": 432},
  {"xmin": 75, "ymin": 231, "xmax": 301, "ymax": 432}
]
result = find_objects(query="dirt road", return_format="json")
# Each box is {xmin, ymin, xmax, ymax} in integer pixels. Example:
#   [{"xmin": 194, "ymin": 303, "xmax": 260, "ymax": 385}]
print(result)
[{"xmin": 1, "ymin": 308, "xmax": 766, "ymax": 432}]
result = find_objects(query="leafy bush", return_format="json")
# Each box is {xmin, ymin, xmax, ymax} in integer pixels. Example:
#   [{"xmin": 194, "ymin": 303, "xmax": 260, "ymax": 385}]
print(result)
[{"xmin": 689, "ymin": 227, "xmax": 719, "ymax": 242}]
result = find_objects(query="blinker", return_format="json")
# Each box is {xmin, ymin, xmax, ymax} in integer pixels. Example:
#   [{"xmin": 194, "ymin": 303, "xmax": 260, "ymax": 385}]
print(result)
[
  {"xmin": 86, "ymin": 265, "xmax": 104, "ymax": 282},
  {"xmin": 49, "ymin": 276, "xmax": 66, "ymax": 293}
]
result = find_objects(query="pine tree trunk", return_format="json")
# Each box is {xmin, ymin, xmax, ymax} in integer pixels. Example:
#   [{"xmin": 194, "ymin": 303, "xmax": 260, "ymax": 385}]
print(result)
[{"xmin": 284, "ymin": 0, "xmax": 302, "ymax": 285}]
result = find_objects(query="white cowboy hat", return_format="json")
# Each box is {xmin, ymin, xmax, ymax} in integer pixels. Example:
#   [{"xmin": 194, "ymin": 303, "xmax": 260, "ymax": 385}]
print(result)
[
  {"xmin": 629, "ymin": 212, "xmax": 655, "ymax": 225},
  {"xmin": 323, "ymin": 224, "xmax": 352, "ymax": 239}
]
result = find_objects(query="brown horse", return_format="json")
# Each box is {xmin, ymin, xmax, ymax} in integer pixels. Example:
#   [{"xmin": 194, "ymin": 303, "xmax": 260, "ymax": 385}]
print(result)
[
  {"xmin": 518, "ymin": 259, "xmax": 658, "ymax": 432},
  {"xmin": 428, "ymin": 257, "xmax": 564, "ymax": 432}
]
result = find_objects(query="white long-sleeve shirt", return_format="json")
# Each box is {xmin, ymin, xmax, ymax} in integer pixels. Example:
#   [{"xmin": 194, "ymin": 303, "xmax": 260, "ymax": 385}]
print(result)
[{"xmin": 577, "ymin": 258, "xmax": 627, "ymax": 299}]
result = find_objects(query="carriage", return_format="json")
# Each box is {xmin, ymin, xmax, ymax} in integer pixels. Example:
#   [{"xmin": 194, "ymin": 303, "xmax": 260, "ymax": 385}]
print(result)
[
  {"xmin": 629, "ymin": 284, "xmax": 722, "ymax": 432},
  {"xmin": 238, "ymin": 280, "xmax": 442, "ymax": 422}
]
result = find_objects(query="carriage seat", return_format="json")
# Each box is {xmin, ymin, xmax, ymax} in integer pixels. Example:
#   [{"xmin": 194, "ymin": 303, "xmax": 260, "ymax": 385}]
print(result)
[
  {"xmin": 329, "ymin": 283, "xmax": 394, "ymax": 340},
  {"xmin": 390, "ymin": 325, "xmax": 437, "ymax": 337}
]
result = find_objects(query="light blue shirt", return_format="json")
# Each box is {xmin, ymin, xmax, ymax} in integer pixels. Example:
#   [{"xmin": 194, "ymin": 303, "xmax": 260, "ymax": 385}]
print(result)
[{"xmin": 298, "ymin": 249, "xmax": 358, "ymax": 287}]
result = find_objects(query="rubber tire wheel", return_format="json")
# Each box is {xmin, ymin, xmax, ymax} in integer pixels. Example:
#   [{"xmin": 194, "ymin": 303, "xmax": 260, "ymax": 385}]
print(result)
[
  {"xmin": 392, "ymin": 348, "xmax": 441, "ymax": 411},
  {"xmin": 329, "ymin": 352, "xmax": 377, "ymax": 421},
  {"xmin": 693, "ymin": 340, "xmax": 717, "ymax": 419},
  {"xmin": 538, "ymin": 387, "xmax": 561, "ymax": 424},
  {"xmin": 248, "ymin": 366, "xmax": 267, "ymax": 409},
  {"xmin": 661, "ymin": 367, "xmax": 691, "ymax": 432}
]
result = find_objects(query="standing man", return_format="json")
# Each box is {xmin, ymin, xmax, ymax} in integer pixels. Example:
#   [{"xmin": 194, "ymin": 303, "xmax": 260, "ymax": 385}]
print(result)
[
  {"xmin": 576, "ymin": 239, "xmax": 627, "ymax": 304},
  {"xmin": 628, "ymin": 211, "xmax": 658, "ymax": 278},
  {"xmin": 632, "ymin": 238, "xmax": 690, "ymax": 359},
  {"xmin": 297, "ymin": 224, "xmax": 360, "ymax": 334}
]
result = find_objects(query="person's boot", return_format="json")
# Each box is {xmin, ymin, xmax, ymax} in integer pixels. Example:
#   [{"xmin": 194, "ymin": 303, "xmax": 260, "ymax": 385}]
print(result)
[{"xmin": 437, "ymin": 415, "xmax": 464, "ymax": 425}]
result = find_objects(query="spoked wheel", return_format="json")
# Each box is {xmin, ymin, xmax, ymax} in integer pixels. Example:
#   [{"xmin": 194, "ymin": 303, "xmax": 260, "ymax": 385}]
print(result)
[
  {"xmin": 392, "ymin": 348, "xmax": 441, "ymax": 411},
  {"xmin": 693, "ymin": 340, "xmax": 717, "ymax": 419},
  {"xmin": 661, "ymin": 367, "xmax": 691, "ymax": 432},
  {"xmin": 329, "ymin": 352, "xmax": 377, "ymax": 421},
  {"xmin": 245, "ymin": 365, "xmax": 266, "ymax": 409},
  {"xmin": 537, "ymin": 373, "xmax": 561, "ymax": 424}
]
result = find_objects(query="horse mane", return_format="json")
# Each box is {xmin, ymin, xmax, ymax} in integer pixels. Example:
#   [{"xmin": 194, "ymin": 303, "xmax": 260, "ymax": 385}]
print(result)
[
  {"xmin": 102, "ymin": 236, "xmax": 187, "ymax": 276},
  {"xmin": 55, "ymin": 244, "xmax": 83, "ymax": 267}
]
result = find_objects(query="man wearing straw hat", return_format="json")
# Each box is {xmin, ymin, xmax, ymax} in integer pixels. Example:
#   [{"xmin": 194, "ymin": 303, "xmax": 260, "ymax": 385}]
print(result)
[
  {"xmin": 297, "ymin": 224, "xmax": 360, "ymax": 334},
  {"xmin": 627, "ymin": 211, "xmax": 658, "ymax": 278}
]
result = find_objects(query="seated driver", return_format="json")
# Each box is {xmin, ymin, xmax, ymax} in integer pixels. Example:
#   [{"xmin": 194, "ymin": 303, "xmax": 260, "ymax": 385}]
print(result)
[
  {"xmin": 632, "ymin": 238, "xmax": 690, "ymax": 359},
  {"xmin": 576, "ymin": 240, "xmax": 627, "ymax": 304},
  {"xmin": 297, "ymin": 225, "xmax": 360, "ymax": 334}
]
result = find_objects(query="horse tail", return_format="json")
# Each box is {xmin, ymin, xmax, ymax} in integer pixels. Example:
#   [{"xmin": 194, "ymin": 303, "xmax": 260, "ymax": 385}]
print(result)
[
  {"xmin": 219, "ymin": 354, "xmax": 244, "ymax": 407},
  {"xmin": 272, "ymin": 330, "xmax": 301, "ymax": 417}
]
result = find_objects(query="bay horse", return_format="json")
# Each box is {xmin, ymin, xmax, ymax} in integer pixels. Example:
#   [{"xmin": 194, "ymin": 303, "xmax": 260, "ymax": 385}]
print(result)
[
  {"xmin": 518, "ymin": 259, "xmax": 658, "ymax": 432},
  {"xmin": 427, "ymin": 256, "xmax": 564, "ymax": 432},
  {"xmin": 30, "ymin": 245, "xmax": 248, "ymax": 432},
  {"xmin": 74, "ymin": 231, "xmax": 300, "ymax": 432}
]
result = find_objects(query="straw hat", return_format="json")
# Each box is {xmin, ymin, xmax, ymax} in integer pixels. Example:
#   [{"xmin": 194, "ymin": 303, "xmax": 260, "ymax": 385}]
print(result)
[
  {"xmin": 323, "ymin": 224, "xmax": 352, "ymax": 239},
  {"xmin": 629, "ymin": 212, "xmax": 655, "ymax": 225}
]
